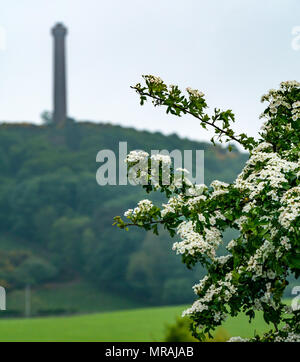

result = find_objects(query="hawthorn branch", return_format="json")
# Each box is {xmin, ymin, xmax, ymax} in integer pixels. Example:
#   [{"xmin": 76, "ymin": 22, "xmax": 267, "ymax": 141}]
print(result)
[
  {"xmin": 131, "ymin": 86, "xmax": 243, "ymax": 146},
  {"xmin": 124, "ymin": 215, "xmax": 183, "ymax": 228}
]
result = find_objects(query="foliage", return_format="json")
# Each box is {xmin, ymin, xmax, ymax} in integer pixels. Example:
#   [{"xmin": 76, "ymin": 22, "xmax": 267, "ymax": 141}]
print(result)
[
  {"xmin": 164, "ymin": 316, "xmax": 230, "ymax": 342},
  {"xmin": 132, "ymin": 75, "xmax": 256, "ymax": 151},
  {"xmin": 164, "ymin": 316, "xmax": 198, "ymax": 342},
  {"xmin": 115, "ymin": 77, "xmax": 300, "ymax": 341},
  {"xmin": 40, "ymin": 111, "xmax": 53, "ymax": 125},
  {"xmin": 0, "ymin": 250, "xmax": 57, "ymax": 288}
]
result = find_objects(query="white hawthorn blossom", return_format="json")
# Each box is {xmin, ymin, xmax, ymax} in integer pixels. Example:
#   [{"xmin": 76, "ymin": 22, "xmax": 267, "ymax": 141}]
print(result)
[{"xmin": 116, "ymin": 79, "xmax": 300, "ymax": 342}]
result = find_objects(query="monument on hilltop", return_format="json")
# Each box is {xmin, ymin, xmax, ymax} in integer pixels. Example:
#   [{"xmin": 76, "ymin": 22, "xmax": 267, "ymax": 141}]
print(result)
[{"xmin": 51, "ymin": 23, "xmax": 68, "ymax": 125}]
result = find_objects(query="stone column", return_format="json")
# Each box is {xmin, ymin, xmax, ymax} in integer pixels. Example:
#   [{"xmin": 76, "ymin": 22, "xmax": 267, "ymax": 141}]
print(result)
[{"xmin": 51, "ymin": 23, "xmax": 67, "ymax": 125}]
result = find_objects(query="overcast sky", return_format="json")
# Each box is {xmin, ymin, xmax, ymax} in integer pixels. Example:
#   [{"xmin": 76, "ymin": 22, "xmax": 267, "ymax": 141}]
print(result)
[{"xmin": 1, "ymin": 0, "xmax": 300, "ymax": 144}]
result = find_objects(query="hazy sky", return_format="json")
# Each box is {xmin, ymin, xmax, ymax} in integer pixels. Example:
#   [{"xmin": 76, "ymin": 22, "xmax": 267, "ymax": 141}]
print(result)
[{"xmin": 1, "ymin": 0, "xmax": 300, "ymax": 144}]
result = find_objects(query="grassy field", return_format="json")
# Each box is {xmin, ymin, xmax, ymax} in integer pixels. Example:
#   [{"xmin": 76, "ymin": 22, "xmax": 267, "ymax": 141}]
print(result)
[{"xmin": 0, "ymin": 304, "xmax": 271, "ymax": 342}]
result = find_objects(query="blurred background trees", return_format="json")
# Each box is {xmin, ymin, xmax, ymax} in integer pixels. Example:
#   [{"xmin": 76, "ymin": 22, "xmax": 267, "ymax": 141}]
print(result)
[{"xmin": 0, "ymin": 120, "xmax": 251, "ymax": 314}]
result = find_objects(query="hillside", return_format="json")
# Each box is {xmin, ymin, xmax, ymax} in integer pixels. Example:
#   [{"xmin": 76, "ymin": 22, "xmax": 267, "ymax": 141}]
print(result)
[{"xmin": 0, "ymin": 120, "xmax": 249, "ymax": 315}]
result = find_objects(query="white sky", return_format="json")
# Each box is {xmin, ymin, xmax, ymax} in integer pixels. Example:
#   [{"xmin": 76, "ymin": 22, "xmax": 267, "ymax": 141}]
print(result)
[{"xmin": 1, "ymin": 0, "xmax": 300, "ymax": 144}]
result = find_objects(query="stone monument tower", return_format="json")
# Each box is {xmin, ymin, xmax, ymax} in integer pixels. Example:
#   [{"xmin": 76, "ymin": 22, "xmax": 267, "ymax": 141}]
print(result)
[{"xmin": 51, "ymin": 23, "xmax": 68, "ymax": 125}]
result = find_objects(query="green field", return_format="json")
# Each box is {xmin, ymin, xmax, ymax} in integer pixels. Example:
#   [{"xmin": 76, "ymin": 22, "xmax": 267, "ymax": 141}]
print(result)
[{"xmin": 0, "ymin": 305, "xmax": 271, "ymax": 342}]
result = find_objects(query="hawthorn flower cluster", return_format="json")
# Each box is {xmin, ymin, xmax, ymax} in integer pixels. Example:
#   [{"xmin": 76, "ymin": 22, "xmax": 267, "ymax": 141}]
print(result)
[
  {"xmin": 278, "ymin": 187, "xmax": 300, "ymax": 229},
  {"xmin": 124, "ymin": 199, "xmax": 154, "ymax": 218},
  {"xmin": 186, "ymin": 87, "xmax": 205, "ymax": 99},
  {"xmin": 144, "ymin": 75, "xmax": 163, "ymax": 85},
  {"xmin": 115, "ymin": 78, "xmax": 300, "ymax": 342},
  {"xmin": 173, "ymin": 221, "xmax": 222, "ymax": 259}
]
